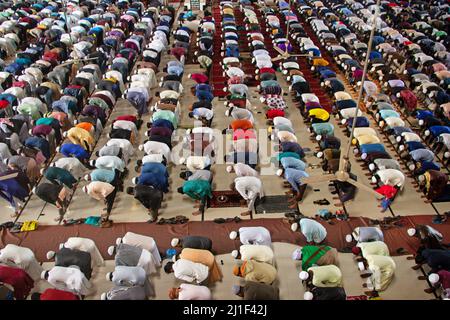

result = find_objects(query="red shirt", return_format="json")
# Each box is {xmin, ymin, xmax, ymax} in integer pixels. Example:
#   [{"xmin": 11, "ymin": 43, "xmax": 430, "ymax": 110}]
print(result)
[
  {"xmin": 259, "ymin": 67, "xmax": 276, "ymax": 74},
  {"xmin": 190, "ymin": 73, "xmax": 209, "ymax": 84},
  {"xmin": 0, "ymin": 265, "xmax": 34, "ymax": 300},
  {"xmin": 438, "ymin": 270, "xmax": 450, "ymax": 290},
  {"xmin": 376, "ymin": 185, "xmax": 398, "ymax": 199},
  {"xmin": 115, "ymin": 115, "xmax": 137, "ymax": 123},
  {"xmin": 266, "ymin": 109, "xmax": 285, "ymax": 119},
  {"xmin": 40, "ymin": 288, "xmax": 80, "ymax": 300}
]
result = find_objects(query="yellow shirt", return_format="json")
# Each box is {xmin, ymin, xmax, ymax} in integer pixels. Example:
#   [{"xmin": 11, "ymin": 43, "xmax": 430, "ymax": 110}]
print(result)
[
  {"xmin": 357, "ymin": 134, "xmax": 380, "ymax": 145},
  {"xmin": 308, "ymin": 265, "xmax": 342, "ymax": 288},
  {"xmin": 309, "ymin": 108, "xmax": 330, "ymax": 121}
]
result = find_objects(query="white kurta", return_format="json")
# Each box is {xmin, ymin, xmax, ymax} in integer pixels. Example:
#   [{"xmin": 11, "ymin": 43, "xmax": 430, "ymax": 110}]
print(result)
[
  {"xmin": 121, "ymin": 232, "xmax": 162, "ymax": 267},
  {"xmin": 47, "ymin": 266, "xmax": 93, "ymax": 295},
  {"xmin": 238, "ymin": 227, "xmax": 272, "ymax": 247},
  {"xmin": 0, "ymin": 244, "xmax": 43, "ymax": 281},
  {"xmin": 173, "ymin": 259, "xmax": 209, "ymax": 284}
]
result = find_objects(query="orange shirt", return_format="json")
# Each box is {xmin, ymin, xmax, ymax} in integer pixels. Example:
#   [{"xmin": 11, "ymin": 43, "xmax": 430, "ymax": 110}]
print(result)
[{"xmin": 230, "ymin": 119, "xmax": 254, "ymax": 131}]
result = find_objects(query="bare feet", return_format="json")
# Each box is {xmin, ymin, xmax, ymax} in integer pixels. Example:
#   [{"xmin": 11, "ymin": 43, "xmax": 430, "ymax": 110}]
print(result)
[
  {"xmin": 360, "ymin": 273, "xmax": 372, "ymax": 278},
  {"xmin": 192, "ymin": 211, "xmax": 201, "ymax": 216},
  {"xmin": 362, "ymin": 283, "xmax": 368, "ymax": 288},
  {"xmin": 10, "ymin": 212, "xmax": 19, "ymax": 218},
  {"xmin": 240, "ymin": 211, "xmax": 251, "ymax": 216},
  {"xmin": 193, "ymin": 204, "xmax": 200, "ymax": 208},
  {"xmin": 411, "ymin": 264, "xmax": 422, "ymax": 270},
  {"xmin": 54, "ymin": 217, "xmax": 62, "ymax": 222},
  {"xmin": 288, "ymin": 203, "xmax": 298, "ymax": 209}
]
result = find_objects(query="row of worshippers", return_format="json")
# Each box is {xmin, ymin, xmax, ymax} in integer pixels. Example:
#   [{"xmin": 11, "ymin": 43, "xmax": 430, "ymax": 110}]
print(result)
[
  {"xmin": 307, "ymin": 0, "xmax": 450, "ymax": 205},
  {"xmin": 323, "ymin": 0, "xmax": 448, "ymax": 205},
  {"xmin": 407, "ymin": 224, "xmax": 450, "ymax": 299},
  {"xmin": 176, "ymin": 10, "xmax": 216, "ymax": 217},
  {"xmin": 0, "ymin": 237, "xmax": 104, "ymax": 300},
  {"xmin": 256, "ymin": 5, "xmax": 319, "ymax": 207},
  {"xmin": 230, "ymin": 226, "xmax": 280, "ymax": 300},
  {"xmin": 0, "ymin": 0, "xmax": 160, "ymax": 222},
  {"xmin": 126, "ymin": 7, "xmax": 187, "ymax": 222},
  {"xmin": 101, "ymin": 232, "xmax": 162, "ymax": 300},
  {"xmin": 0, "ymin": 0, "xmax": 117, "ymax": 218},
  {"xmin": 220, "ymin": 1, "xmax": 264, "ymax": 217},
  {"xmin": 35, "ymin": 2, "xmax": 165, "ymax": 222},
  {"xmin": 292, "ymin": 1, "xmax": 423, "ymax": 211}
]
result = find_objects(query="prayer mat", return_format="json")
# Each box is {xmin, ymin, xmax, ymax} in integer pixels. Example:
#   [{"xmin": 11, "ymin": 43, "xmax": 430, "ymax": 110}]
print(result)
[
  {"xmin": 255, "ymin": 195, "xmax": 300, "ymax": 215},
  {"xmin": 209, "ymin": 190, "xmax": 246, "ymax": 208}
]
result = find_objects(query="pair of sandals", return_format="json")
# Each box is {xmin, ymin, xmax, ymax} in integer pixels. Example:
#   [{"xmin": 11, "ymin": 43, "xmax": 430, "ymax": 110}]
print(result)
[
  {"xmin": 313, "ymin": 198, "xmax": 330, "ymax": 205},
  {"xmin": 62, "ymin": 218, "xmax": 85, "ymax": 226},
  {"xmin": 213, "ymin": 216, "xmax": 242, "ymax": 224},
  {"xmin": 156, "ymin": 215, "xmax": 189, "ymax": 225}
]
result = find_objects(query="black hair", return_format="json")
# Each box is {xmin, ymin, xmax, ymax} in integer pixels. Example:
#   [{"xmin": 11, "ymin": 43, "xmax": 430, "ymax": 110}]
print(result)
[
  {"xmin": 126, "ymin": 187, "xmax": 134, "ymax": 195},
  {"xmin": 188, "ymin": 112, "xmax": 194, "ymax": 118},
  {"xmin": 177, "ymin": 186, "xmax": 184, "ymax": 194},
  {"xmin": 164, "ymin": 261, "xmax": 174, "ymax": 274}
]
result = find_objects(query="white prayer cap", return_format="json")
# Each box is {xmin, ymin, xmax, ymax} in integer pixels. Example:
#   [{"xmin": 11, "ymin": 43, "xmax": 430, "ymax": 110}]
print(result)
[
  {"xmin": 396, "ymin": 136, "xmax": 402, "ymax": 143},
  {"xmin": 299, "ymin": 271, "xmax": 309, "ymax": 281},
  {"xmin": 260, "ymin": 97, "xmax": 265, "ymax": 103},
  {"xmin": 226, "ymin": 165, "xmax": 233, "ymax": 173},
  {"xmin": 357, "ymin": 81, "xmax": 361, "ymax": 86},
  {"xmin": 341, "ymin": 119, "xmax": 347, "ymax": 125},
  {"xmin": 345, "ymin": 234, "xmax": 353, "ymax": 243},
  {"xmin": 361, "ymin": 152, "xmax": 367, "ymax": 160},
  {"xmin": 58, "ymin": 243, "xmax": 64, "ymax": 250},
  {"xmin": 291, "ymin": 223, "xmax": 299, "ymax": 232},
  {"xmin": 89, "ymin": 160, "xmax": 95, "ymax": 167},
  {"xmin": 428, "ymin": 273, "xmax": 440, "ymax": 285},
  {"xmin": 116, "ymin": 237, "xmax": 123, "ymax": 245},
  {"xmin": 418, "ymin": 175, "xmax": 425, "ymax": 182},
  {"xmin": 368, "ymin": 163, "xmax": 375, "ymax": 171},
  {"xmin": 3, "ymin": 158, "xmax": 8, "ymax": 164},
  {"xmin": 424, "ymin": 130, "xmax": 430, "ymax": 137},
  {"xmin": 83, "ymin": 174, "xmax": 90, "ymax": 181},
  {"xmin": 41, "ymin": 270, "xmax": 48, "ymax": 280},
  {"xmin": 231, "ymin": 250, "xmax": 239, "ymax": 259},
  {"xmin": 31, "ymin": 187, "xmax": 36, "ymax": 194},
  {"xmin": 399, "ymin": 145, "xmax": 405, "ymax": 152},
  {"xmin": 107, "ymin": 246, "xmax": 115, "ymax": 256},
  {"xmin": 358, "ymin": 262, "xmax": 365, "ymax": 271},
  {"xmin": 316, "ymin": 134, "xmax": 322, "ymax": 141},
  {"xmin": 100, "ymin": 293, "xmax": 107, "ymax": 300},
  {"xmin": 371, "ymin": 176, "xmax": 377, "ymax": 184},
  {"xmin": 171, "ymin": 238, "xmax": 179, "ymax": 247},
  {"xmin": 223, "ymin": 87, "xmax": 227, "ymax": 92},
  {"xmin": 55, "ymin": 146, "xmax": 60, "ymax": 153},
  {"xmin": 229, "ymin": 231, "xmax": 238, "ymax": 240},
  {"xmin": 132, "ymin": 177, "xmax": 138, "ymax": 185},
  {"xmin": 292, "ymin": 248, "xmax": 302, "ymax": 260},
  {"xmin": 172, "ymin": 255, "xmax": 177, "ymax": 263},
  {"xmin": 63, "ymin": 131, "xmax": 68, "ymax": 137},
  {"xmin": 46, "ymin": 251, "xmax": 55, "ymax": 260},
  {"xmin": 276, "ymin": 169, "xmax": 283, "ymax": 176},
  {"xmin": 138, "ymin": 144, "xmax": 144, "ymax": 151},
  {"xmin": 225, "ymin": 109, "xmax": 230, "ymax": 117},
  {"xmin": 106, "ymin": 272, "xmax": 112, "ymax": 281},
  {"xmin": 444, "ymin": 152, "xmax": 450, "ymax": 159},
  {"xmin": 186, "ymin": 129, "xmax": 191, "ymax": 135},
  {"xmin": 316, "ymin": 151, "xmax": 323, "ymax": 159},
  {"xmin": 304, "ymin": 291, "xmax": 313, "ymax": 300},
  {"xmin": 29, "ymin": 129, "xmax": 33, "ymax": 135},
  {"xmin": 396, "ymin": 93, "xmax": 401, "ymax": 98},
  {"xmin": 418, "ymin": 119, "xmax": 424, "ymax": 126},
  {"xmin": 408, "ymin": 164, "xmax": 415, "ymax": 171},
  {"xmin": 407, "ymin": 228, "xmax": 416, "ymax": 237},
  {"xmin": 82, "ymin": 186, "xmax": 88, "ymax": 193},
  {"xmin": 179, "ymin": 157, "xmax": 186, "ymax": 165},
  {"xmin": 40, "ymin": 168, "xmax": 45, "ymax": 175}
]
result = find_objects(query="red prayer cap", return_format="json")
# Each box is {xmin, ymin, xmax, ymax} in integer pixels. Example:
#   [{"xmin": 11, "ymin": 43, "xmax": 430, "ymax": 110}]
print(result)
[
  {"xmin": 0, "ymin": 100, "xmax": 9, "ymax": 109},
  {"xmin": 352, "ymin": 246, "xmax": 361, "ymax": 255}
]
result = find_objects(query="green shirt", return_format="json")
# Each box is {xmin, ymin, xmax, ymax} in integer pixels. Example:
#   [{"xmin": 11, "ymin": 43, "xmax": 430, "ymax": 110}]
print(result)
[
  {"xmin": 301, "ymin": 245, "xmax": 331, "ymax": 271},
  {"xmin": 182, "ymin": 180, "xmax": 212, "ymax": 200}
]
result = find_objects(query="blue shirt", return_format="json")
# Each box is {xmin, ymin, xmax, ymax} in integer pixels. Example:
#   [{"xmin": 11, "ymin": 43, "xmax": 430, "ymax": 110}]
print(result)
[
  {"xmin": 141, "ymin": 162, "xmax": 168, "ymax": 178},
  {"xmin": 281, "ymin": 157, "xmax": 306, "ymax": 171},
  {"xmin": 90, "ymin": 169, "xmax": 116, "ymax": 183},
  {"xmin": 60, "ymin": 143, "xmax": 90, "ymax": 160},
  {"xmin": 137, "ymin": 172, "xmax": 169, "ymax": 193},
  {"xmin": 299, "ymin": 218, "xmax": 327, "ymax": 244},
  {"xmin": 284, "ymin": 168, "xmax": 309, "ymax": 192}
]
